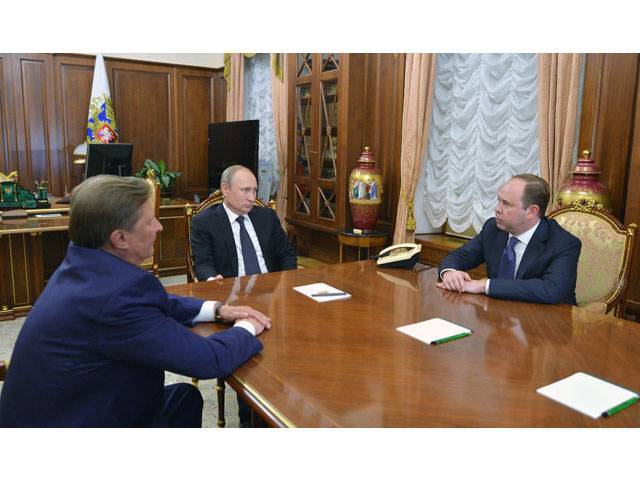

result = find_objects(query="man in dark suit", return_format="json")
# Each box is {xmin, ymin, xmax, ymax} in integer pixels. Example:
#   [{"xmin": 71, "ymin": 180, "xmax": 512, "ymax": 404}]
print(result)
[
  {"xmin": 0, "ymin": 175, "xmax": 271, "ymax": 427},
  {"xmin": 437, "ymin": 174, "xmax": 581, "ymax": 305},
  {"xmin": 190, "ymin": 165, "xmax": 296, "ymax": 427},
  {"xmin": 191, "ymin": 165, "xmax": 297, "ymax": 282}
]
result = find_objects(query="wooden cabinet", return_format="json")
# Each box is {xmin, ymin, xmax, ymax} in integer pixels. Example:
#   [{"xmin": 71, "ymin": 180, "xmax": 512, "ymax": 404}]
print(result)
[{"xmin": 287, "ymin": 53, "xmax": 366, "ymax": 234}]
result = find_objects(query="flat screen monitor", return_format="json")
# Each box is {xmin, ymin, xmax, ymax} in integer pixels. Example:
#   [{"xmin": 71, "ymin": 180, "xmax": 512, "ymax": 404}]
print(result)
[
  {"xmin": 208, "ymin": 120, "xmax": 259, "ymax": 191},
  {"xmin": 85, "ymin": 143, "xmax": 134, "ymax": 179}
]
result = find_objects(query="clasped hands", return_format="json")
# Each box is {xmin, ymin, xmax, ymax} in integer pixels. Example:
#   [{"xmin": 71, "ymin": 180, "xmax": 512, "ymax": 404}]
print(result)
[
  {"xmin": 436, "ymin": 270, "xmax": 487, "ymax": 295},
  {"xmin": 217, "ymin": 304, "xmax": 272, "ymax": 335}
]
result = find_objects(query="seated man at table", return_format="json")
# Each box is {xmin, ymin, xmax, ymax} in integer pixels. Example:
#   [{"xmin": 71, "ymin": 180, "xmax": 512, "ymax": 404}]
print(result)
[
  {"xmin": 190, "ymin": 165, "xmax": 297, "ymax": 281},
  {"xmin": 437, "ymin": 174, "xmax": 581, "ymax": 305},
  {"xmin": 0, "ymin": 175, "xmax": 271, "ymax": 428}
]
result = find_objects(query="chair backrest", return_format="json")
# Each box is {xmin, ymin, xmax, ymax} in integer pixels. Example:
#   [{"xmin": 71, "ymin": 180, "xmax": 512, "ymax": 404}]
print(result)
[
  {"xmin": 548, "ymin": 200, "xmax": 637, "ymax": 317},
  {"xmin": 139, "ymin": 173, "xmax": 161, "ymax": 277},
  {"xmin": 184, "ymin": 190, "xmax": 273, "ymax": 283}
]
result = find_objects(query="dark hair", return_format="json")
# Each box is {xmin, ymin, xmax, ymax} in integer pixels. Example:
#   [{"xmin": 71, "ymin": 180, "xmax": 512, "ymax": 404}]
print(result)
[
  {"xmin": 512, "ymin": 174, "xmax": 550, "ymax": 217},
  {"xmin": 69, "ymin": 175, "xmax": 153, "ymax": 248}
]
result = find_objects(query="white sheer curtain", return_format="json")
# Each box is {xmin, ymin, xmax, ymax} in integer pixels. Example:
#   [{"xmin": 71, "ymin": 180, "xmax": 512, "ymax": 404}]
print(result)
[
  {"xmin": 416, "ymin": 53, "xmax": 540, "ymax": 234},
  {"xmin": 244, "ymin": 54, "xmax": 279, "ymax": 203}
]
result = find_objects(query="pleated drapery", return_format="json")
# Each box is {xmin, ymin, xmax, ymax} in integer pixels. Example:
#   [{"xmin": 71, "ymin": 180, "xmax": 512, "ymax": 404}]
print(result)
[
  {"xmin": 393, "ymin": 53, "xmax": 437, "ymax": 244},
  {"xmin": 538, "ymin": 53, "xmax": 585, "ymax": 210},
  {"xmin": 244, "ymin": 54, "xmax": 278, "ymax": 203},
  {"xmin": 225, "ymin": 53, "xmax": 245, "ymax": 121},
  {"xmin": 421, "ymin": 54, "xmax": 541, "ymax": 234},
  {"xmin": 270, "ymin": 54, "xmax": 288, "ymax": 227}
]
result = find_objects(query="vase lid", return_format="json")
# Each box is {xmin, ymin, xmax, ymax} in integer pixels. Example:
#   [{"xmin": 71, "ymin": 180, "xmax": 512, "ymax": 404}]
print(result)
[
  {"xmin": 358, "ymin": 146, "xmax": 375, "ymax": 164},
  {"xmin": 573, "ymin": 150, "xmax": 600, "ymax": 175}
]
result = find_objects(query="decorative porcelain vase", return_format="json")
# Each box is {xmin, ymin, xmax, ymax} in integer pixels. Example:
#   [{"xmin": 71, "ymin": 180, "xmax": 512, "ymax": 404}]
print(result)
[
  {"xmin": 556, "ymin": 150, "xmax": 611, "ymax": 211},
  {"xmin": 348, "ymin": 146, "xmax": 383, "ymax": 231}
]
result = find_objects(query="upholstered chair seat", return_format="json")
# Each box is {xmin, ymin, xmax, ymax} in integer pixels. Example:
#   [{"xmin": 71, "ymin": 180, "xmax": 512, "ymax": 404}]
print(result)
[{"xmin": 548, "ymin": 200, "xmax": 637, "ymax": 317}]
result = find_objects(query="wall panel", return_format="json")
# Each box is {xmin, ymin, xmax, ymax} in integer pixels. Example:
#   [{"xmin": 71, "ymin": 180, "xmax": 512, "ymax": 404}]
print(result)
[
  {"xmin": 578, "ymin": 54, "xmax": 639, "ymax": 219},
  {"xmin": 0, "ymin": 54, "xmax": 14, "ymax": 174},
  {"xmin": 54, "ymin": 55, "xmax": 94, "ymax": 190},
  {"xmin": 11, "ymin": 54, "xmax": 62, "ymax": 194},
  {"xmin": 177, "ymin": 69, "xmax": 215, "ymax": 196},
  {"xmin": 109, "ymin": 61, "xmax": 175, "ymax": 176},
  {"xmin": 579, "ymin": 53, "xmax": 640, "ymax": 317},
  {"xmin": 360, "ymin": 53, "xmax": 404, "ymax": 230}
]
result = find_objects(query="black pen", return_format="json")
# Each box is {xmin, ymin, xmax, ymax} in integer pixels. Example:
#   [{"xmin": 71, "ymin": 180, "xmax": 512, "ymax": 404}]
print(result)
[{"xmin": 311, "ymin": 292, "xmax": 347, "ymax": 297}]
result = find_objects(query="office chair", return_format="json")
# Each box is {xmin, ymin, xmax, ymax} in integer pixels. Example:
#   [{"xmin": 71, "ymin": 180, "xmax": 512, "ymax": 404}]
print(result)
[{"xmin": 548, "ymin": 199, "xmax": 637, "ymax": 317}]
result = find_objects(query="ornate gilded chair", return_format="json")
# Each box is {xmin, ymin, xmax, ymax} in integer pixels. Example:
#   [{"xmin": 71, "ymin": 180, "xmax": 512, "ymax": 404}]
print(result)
[
  {"xmin": 183, "ymin": 189, "xmax": 272, "ymax": 427},
  {"xmin": 184, "ymin": 190, "xmax": 272, "ymax": 283},
  {"xmin": 548, "ymin": 200, "xmax": 637, "ymax": 317},
  {"xmin": 139, "ymin": 174, "xmax": 161, "ymax": 277}
]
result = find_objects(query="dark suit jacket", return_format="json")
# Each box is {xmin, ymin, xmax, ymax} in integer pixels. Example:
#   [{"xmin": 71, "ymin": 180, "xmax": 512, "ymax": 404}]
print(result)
[
  {"xmin": 190, "ymin": 204, "xmax": 297, "ymax": 281},
  {"xmin": 438, "ymin": 217, "xmax": 581, "ymax": 305},
  {"xmin": 0, "ymin": 243, "xmax": 262, "ymax": 427}
]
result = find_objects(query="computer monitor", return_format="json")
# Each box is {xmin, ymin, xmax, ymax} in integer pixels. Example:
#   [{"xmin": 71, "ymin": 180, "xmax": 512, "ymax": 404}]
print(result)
[
  {"xmin": 207, "ymin": 120, "xmax": 259, "ymax": 191},
  {"xmin": 85, "ymin": 143, "xmax": 134, "ymax": 179}
]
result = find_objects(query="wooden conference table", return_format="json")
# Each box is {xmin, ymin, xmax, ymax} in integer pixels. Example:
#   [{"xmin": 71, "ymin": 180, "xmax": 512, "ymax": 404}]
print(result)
[{"xmin": 167, "ymin": 261, "xmax": 640, "ymax": 427}]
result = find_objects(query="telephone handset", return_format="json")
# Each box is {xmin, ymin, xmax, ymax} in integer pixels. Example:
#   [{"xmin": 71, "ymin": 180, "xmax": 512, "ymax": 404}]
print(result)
[{"xmin": 376, "ymin": 243, "xmax": 422, "ymax": 269}]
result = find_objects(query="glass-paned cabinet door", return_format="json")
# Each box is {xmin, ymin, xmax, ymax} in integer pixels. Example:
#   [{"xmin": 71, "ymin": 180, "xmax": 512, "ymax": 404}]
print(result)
[
  {"xmin": 318, "ymin": 186, "xmax": 336, "ymax": 220},
  {"xmin": 319, "ymin": 79, "xmax": 338, "ymax": 180},
  {"xmin": 295, "ymin": 83, "xmax": 312, "ymax": 177},
  {"xmin": 297, "ymin": 53, "xmax": 313, "ymax": 77},
  {"xmin": 321, "ymin": 53, "xmax": 339, "ymax": 72},
  {"xmin": 294, "ymin": 184, "xmax": 311, "ymax": 215}
]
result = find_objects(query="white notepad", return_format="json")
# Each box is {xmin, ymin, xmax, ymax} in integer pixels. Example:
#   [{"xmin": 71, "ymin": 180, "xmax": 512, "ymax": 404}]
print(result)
[
  {"xmin": 537, "ymin": 372, "xmax": 639, "ymax": 419},
  {"xmin": 396, "ymin": 318, "xmax": 472, "ymax": 345},
  {"xmin": 293, "ymin": 282, "xmax": 351, "ymax": 303}
]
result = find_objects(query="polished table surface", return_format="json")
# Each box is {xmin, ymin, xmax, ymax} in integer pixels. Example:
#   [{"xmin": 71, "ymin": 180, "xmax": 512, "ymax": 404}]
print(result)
[{"xmin": 167, "ymin": 261, "xmax": 640, "ymax": 427}]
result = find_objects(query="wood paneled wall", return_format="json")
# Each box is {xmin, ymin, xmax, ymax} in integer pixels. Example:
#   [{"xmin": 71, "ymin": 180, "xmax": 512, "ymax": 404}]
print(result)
[
  {"xmin": 359, "ymin": 53, "xmax": 405, "ymax": 231},
  {"xmin": 579, "ymin": 53, "xmax": 640, "ymax": 316},
  {"xmin": 0, "ymin": 53, "xmax": 225, "ymax": 197}
]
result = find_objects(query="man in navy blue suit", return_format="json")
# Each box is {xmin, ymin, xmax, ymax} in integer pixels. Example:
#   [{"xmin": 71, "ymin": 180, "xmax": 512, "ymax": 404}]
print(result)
[
  {"xmin": 437, "ymin": 174, "xmax": 581, "ymax": 305},
  {"xmin": 0, "ymin": 175, "xmax": 271, "ymax": 427},
  {"xmin": 190, "ymin": 165, "xmax": 296, "ymax": 427},
  {"xmin": 190, "ymin": 165, "xmax": 297, "ymax": 282}
]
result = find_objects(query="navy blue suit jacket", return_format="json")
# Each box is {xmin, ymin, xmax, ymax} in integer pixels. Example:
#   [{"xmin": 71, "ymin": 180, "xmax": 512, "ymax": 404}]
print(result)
[
  {"xmin": 437, "ymin": 217, "xmax": 581, "ymax": 305},
  {"xmin": 0, "ymin": 243, "xmax": 262, "ymax": 427},
  {"xmin": 190, "ymin": 204, "xmax": 297, "ymax": 281}
]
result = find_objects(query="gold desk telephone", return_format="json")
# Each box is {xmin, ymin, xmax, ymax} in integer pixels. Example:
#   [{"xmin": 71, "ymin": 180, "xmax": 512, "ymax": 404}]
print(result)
[{"xmin": 376, "ymin": 243, "xmax": 422, "ymax": 269}]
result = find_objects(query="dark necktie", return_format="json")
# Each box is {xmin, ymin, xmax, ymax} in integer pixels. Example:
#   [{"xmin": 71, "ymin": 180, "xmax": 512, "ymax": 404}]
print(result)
[
  {"xmin": 236, "ymin": 216, "xmax": 261, "ymax": 275},
  {"xmin": 496, "ymin": 236, "xmax": 519, "ymax": 279}
]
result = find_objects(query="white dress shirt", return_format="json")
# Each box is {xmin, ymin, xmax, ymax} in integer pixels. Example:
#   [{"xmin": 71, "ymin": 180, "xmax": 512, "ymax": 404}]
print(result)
[{"xmin": 222, "ymin": 203, "xmax": 269, "ymax": 276}]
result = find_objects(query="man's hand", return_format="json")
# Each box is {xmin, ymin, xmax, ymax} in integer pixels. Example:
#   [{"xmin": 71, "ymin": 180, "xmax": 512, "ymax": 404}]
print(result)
[
  {"xmin": 219, "ymin": 305, "xmax": 271, "ymax": 330},
  {"xmin": 236, "ymin": 317, "xmax": 270, "ymax": 336},
  {"xmin": 460, "ymin": 279, "xmax": 487, "ymax": 294},
  {"xmin": 437, "ymin": 271, "xmax": 487, "ymax": 295},
  {"xmin": 439, "ymin": 270, "xmax": 472, "ymax": 292},
  {"xmin": 206, "ymin": 275, "xmax": 224, "ymax": 281}
]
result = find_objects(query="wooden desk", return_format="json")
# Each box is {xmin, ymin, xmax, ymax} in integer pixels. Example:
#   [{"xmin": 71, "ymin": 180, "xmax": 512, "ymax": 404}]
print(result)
[
  {"xmin": 0, "ymin": 198, "xmax": 193, "ymax": 320},
  {"xmin": 167, "ymin": 261, "xmax": 640, "ymax": 427}
]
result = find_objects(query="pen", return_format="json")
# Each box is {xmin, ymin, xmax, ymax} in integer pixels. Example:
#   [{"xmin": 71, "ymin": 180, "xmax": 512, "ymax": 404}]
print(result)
[
  {"xmin": 602, "ymin": 396, "xmax": 639, "ymax": 418},
  {"xmin": 430, "ymin": 332, "xmax": 472, "ymax": 345},
  {"xmin": 311, "ymin": 292, "xmax": 347, "ymax": 297}
]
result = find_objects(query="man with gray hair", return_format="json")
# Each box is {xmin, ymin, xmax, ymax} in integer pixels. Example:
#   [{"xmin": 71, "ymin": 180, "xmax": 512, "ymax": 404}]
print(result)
[{"xmin": 0, "ymin": 175, "xmax": 271, "ymax": 427}]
